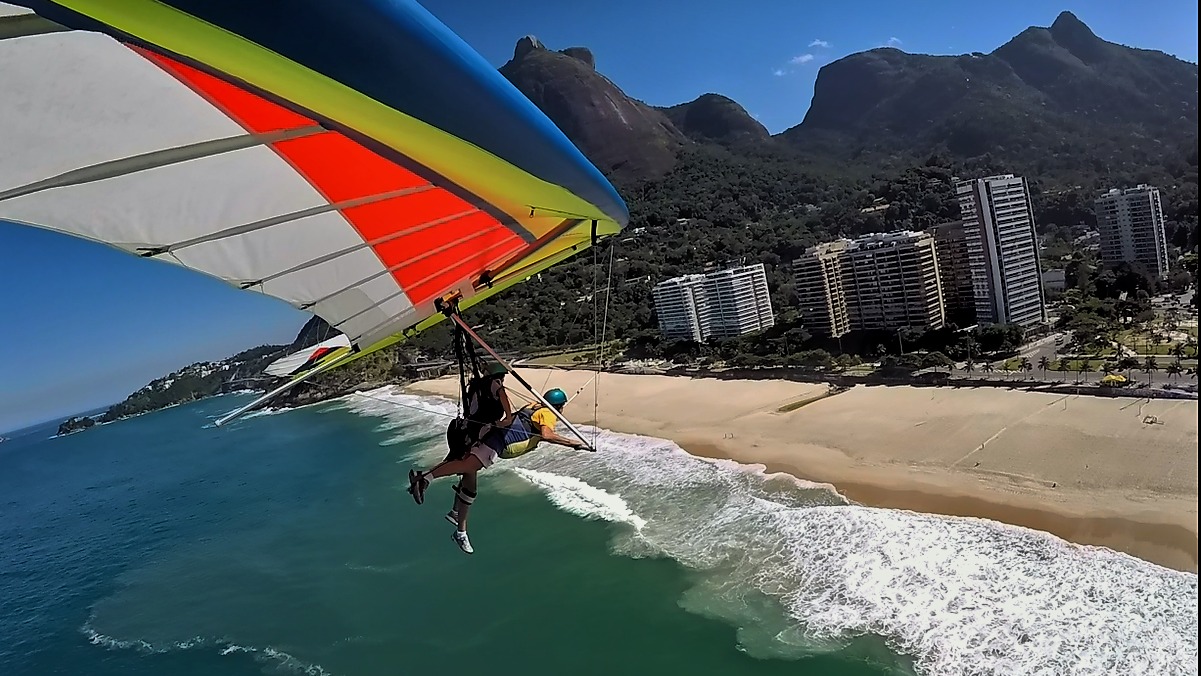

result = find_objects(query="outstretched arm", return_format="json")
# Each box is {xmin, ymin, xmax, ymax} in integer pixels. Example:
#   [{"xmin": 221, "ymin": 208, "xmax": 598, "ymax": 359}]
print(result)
[{"xmin": 539, "ymin": 423, "xmax": 585, "ymax": 450}]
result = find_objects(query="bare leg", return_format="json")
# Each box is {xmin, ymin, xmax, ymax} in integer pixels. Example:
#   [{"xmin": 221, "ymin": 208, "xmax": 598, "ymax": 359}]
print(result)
[
  {"xmin": 455, "ymin": 471, "xmax": 478, "ymax": 531},
  {"xmin": 426, "ymin": 455, "xmax": 483, "ymax": 479},
  {"xmin": 409, "ymin": 453, "xmax": 483, "ymax": 505}
]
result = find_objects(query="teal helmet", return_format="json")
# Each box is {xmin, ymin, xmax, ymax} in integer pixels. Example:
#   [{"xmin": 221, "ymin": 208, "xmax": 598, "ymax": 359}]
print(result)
[
  {"xmin": 485, "ymin": 360, "xmax": 508, "ymax": 377},
  {"xmin": 544, "ymin": 388, "xmax": 568, "ymax": 408}
]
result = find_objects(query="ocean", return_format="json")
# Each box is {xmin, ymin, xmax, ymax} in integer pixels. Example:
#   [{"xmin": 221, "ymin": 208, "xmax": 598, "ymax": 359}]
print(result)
[{"xmin": 1, "ymin": 388, "xmax": 1196, "ymax": 676}]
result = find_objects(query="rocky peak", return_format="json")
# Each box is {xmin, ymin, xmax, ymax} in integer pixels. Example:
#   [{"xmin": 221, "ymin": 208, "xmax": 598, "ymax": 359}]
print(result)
[
  {"xmin": 1050, "ymin": 11, "xmax": 1096, "ymax": 41},
  {"xmin": 500, "ymin": 37, "xmax": 687, "ymax": 182},
  {"xmin": 513, "ymin": 35, "xmax": 545, "ymax": 60},
  {"xmin": 1047, "ymin": 10, "xmax": 1105, "ymax": 62},
  {"xmin": 560, "ymin": 46, "xmax": 595, "ymax": 69},
  {"xmin": 663, "ymin": 93, "xmax": 770, "ymax": 145}
]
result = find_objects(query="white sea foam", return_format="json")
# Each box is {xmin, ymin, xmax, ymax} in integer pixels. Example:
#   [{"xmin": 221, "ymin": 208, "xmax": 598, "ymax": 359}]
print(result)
[
  {"xmin": 509, "ymin": 467, "xmax": 646, "ymax": 530},
  {"xmin": 83, "ymin": 625, "xmax": 331, "ymax": 675},
  {"xmin": 348, "ymin": 392, "xmax": 1199, "ymax": 676}
]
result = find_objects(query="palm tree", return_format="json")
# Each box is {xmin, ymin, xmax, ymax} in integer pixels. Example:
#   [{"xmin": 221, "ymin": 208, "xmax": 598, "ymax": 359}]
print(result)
[
  {"xmin": 1078, "ymin": 359, "xmax": 1092, "ymax": 383},
  {"xmin": 1186, "ymin": 336, "xmax": 1198, "ymax": 358},
  {"xmin": 1038, "ymin": 356, "xmax": 1051, "ymax": 380},
  {"xmin": 1166, "ymin": 363, "xmax": 1183, "ymax": 380},
  {"xmin": 1001, "ymin": 362, "xmax": 1015, "ymax": 379},
  {"xmin": 982, "ymin": 362, "xmax": 995, "ymax": 377},
  {"xmin": 1118, "ymin": 356, "xmax": 1140, "ymax": 381},
  {"xmin": 1171, "ymin": 343, "xmax": 1187, "ymax": 362},
  {"xmin": 1056, "ymin": 360, "xmax": 1071, "ymax": 381},
  {"xmin": 1143, "ymin": 356, "xmax": 1159, "ymax": 384},
  {"xmin": 964, "ymin": 360, "xmax": 975, "ymax": 376},
  {"xmin": 1020, "ymin": 357, "xmax": 1033, "ymax": 380}
]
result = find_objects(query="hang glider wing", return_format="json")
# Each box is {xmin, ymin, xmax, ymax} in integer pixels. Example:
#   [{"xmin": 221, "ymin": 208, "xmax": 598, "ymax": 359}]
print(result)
[{"xmin": 1, "ymin": 0, "xmax": 628, "ymax": 385}]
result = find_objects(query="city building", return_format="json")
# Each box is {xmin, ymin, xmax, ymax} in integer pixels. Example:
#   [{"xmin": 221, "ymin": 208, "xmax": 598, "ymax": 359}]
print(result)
[
  {"xmin": 927, "ymin": 219, "xmax": 977, "ymax": 327},
  {"xmin": 792, "ymin": 231, "xmax": 945, "ymax": 336},
  {"xmin": 652, "ymin": 264, "xmax": 774, "ymax": 341},
  {"xmin": 702, "ymin": 264, "xmax": 776, "ymax": 338},
  {"xmin": 844, "ymin": 231, "xmax": 945, "ymax": 332},
  {"xmin": 1094, "ymin": 185, "xmax": 1170, "ymax": 278},
  {"xmin": 793, "ymin": 240, "xmax": 852, "ymax": 338},
  {"xmin": 955, "ymin": 174, "xmax": 1047, "ymax": 329},
  {"xmin": 651, "ymin": 274, "xmax": 709, "ymax": 341},
  {"xmin": 1041, "ymin": 269, "xmax": 1067, "ymax": 292}
]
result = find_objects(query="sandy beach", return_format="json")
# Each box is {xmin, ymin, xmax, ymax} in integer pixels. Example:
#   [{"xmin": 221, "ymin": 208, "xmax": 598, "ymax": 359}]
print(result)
[{"xmin": 405, "ymin": 369, "xmax": 1199, "ymax": 573}]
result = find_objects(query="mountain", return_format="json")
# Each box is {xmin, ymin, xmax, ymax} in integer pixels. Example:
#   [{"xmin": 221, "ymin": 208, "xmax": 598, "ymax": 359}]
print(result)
[
  {"xmin": 782, "ymin": 11, "xmax": 1198, "ymax": 173},
  {"xmin": 499, "ymin": 36, "xmax": 686, "ymax": 182},
  {"xmin": 662, "ymin": 93, "xmax": 770, "ymax": 146},
  {"xmin": 495, "ymin": 13, "xmax": 1196, "ymax": 187}
]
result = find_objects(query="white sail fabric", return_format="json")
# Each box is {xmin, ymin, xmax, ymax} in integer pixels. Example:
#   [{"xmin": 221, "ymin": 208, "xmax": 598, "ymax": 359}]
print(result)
[
  {"xmin": 0, "ymin": 28, "xmax": 417, "ymax": 348},
  {"xmin": 264, "ymin": 335, "xmax": 353, "ymax": 377}
]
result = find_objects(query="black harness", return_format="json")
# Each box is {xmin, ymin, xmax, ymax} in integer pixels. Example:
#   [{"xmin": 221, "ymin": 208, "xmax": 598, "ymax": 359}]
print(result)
[{"xmin": 443, "ymin": 320, "xmax": 505, "ymax": 461}]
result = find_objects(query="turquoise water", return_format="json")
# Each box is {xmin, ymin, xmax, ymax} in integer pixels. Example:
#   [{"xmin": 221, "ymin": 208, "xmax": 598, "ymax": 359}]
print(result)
[{"xmin": 1, "ymin": 390, "xmax": 1196, "ymax": 676}]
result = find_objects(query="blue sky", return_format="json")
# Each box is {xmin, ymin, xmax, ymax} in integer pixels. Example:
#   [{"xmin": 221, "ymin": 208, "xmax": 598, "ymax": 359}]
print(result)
[{"xmin": 1, "ymin": 0, "xmax": 1196, "ymax": 433}]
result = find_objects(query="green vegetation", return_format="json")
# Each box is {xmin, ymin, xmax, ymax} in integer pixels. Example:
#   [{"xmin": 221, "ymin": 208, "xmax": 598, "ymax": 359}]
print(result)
[{"xmin": 99, "ymin": 344, "xmax": 289, "ymax": 422}]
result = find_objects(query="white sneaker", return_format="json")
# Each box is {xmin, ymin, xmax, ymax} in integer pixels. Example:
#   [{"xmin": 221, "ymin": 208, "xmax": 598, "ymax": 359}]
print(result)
[
  {"xmin": 452, "ymin": 530, "xmax": 473, "ymax": 554},
  {"xmin": 444, "ymin": 510, "xmax": 459, "ymax": 526}
]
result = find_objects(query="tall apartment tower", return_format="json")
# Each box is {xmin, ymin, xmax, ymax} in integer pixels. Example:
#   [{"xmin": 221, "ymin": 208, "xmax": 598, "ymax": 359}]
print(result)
[
  {"xmin": 652, "ymin": 264, "xmax": 774, "ymax": 341},
  {"xmin": 955, "ymin": 174, "xmax": 1047, "ymax": 329},
  {"xmin": 793, "ymin": 240, "xmax": 852, "ymax": 338},
  {"xmin": 651, "ymin": 274, "xmax": 709, "ymax": 341},
  {"xmin": 844, "ymin": 231, "xmax": 946, "ymax": 332},
  {"xmin": 703, "ymin": 264, "xmax": 776, "ymax": 338},
  {"xmin": 792, "ymin": 232, "xmax": 945, "ymax": 336},
  {"xmin": 927, "ymin": 220, "xmax": 977, "ymax": 327},
  {"xmin": 1094, "ymin": 185, "xmax": 1170, "ymax": 278}
]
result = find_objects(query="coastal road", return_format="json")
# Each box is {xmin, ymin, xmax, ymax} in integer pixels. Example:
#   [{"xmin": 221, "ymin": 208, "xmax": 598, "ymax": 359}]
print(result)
[
  {"xmin": 1017, "ymin": 332, "xmax": 1065, "ymax": 366},
  {"xmin": 946, "ymin": 331, "xmax": 1067, "ymax": 380}
]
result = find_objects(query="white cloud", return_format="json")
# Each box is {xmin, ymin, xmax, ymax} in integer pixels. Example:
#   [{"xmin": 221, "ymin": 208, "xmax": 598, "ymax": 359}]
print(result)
[
  {"xmin": 790, "ymin": 53, "xmax": 815, "ymax": 64},
  {"xmin": 773, "ymin": 68, "xmax": 787, "ymax": 76},
  {"xmin": 886, "ymin": 36, "xmax": 903, "ymax": 47},
  {"xmin": 808, "ymin": 39, "xmax": 830, "ymax": 48}
]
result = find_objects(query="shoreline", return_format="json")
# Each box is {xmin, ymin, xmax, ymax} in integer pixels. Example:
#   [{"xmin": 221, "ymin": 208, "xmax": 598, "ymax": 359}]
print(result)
[
  {"xmin": 405, "ymin": 369, "xmax": 1199, "ymax": 574},
  {"xmin": 683, "ymin": 439, "xmax": 1199, "ymax": 573}
]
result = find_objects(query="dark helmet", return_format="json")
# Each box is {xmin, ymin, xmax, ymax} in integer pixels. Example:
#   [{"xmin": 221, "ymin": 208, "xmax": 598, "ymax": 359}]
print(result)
[
  {"xmin": 484, "ymin": 360, "xmax": 508, "ymax": 377},
  {"xmin": 544, "ymin": 388, "xmax": 568, "ymax": 408}
]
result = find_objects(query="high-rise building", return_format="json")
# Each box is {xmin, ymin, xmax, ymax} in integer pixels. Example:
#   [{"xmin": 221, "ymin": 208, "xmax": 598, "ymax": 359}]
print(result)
[
  {"xmin": 652, "ymin": 264, "xmax": 774, "ymax": 341},
  {"xmin": 844, "ymin": 231, "xmax": 945, "ymax": 332},
  {"xmin": 651, "ymin": 274, "xmax": 709, "ymax": 341},
  {"xmin": 703, "ymin": 264, "xmax": 776, "ymax": 338},
  {"xmin": 927, "ymin": 219, "xmax": 977, "ymax": 327},
  {"xmin": 1094, "ymin": 185, "xmax": 1170, "ymax": 278},
  {"xmin": 793, "ymin": 240, "xmax": 852, "ymax": 338},
  {"xmin": 792, "ymin": 231, "xmax": 945, "ymax": 336},
  {"xmin": 955, "ymin": 174, "xmax": 1047, "ymax": 329}
]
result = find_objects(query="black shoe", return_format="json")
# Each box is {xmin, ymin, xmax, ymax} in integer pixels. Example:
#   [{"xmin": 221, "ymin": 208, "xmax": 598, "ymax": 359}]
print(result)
[{"xmin": 407, "ymin": 469, "xmax": 429, "ymax": 505}]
